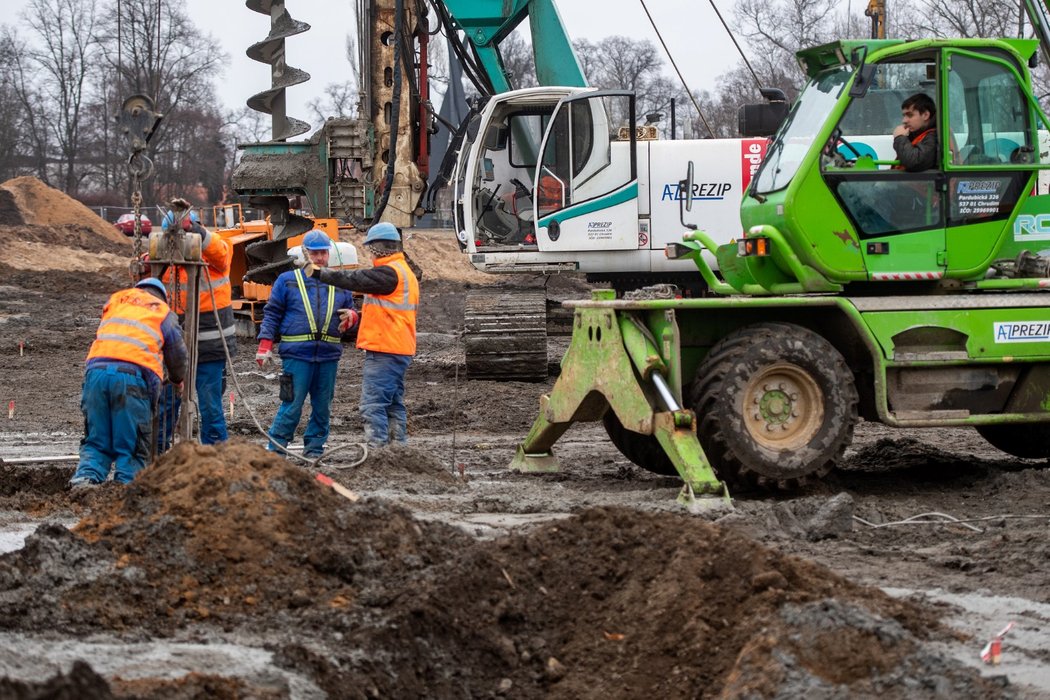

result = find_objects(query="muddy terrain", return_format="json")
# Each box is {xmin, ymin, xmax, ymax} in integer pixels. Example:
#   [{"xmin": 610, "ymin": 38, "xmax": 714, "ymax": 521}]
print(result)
[{"xmin": 0, "ymin": 191, "xmax": 1048, "ymax": 698}]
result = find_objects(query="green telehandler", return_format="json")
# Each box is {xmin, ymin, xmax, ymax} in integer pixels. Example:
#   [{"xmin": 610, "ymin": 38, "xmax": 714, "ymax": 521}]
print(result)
[{"xmin": 511, "ymin": 35, "xmax": 1050, "ymax": 502}]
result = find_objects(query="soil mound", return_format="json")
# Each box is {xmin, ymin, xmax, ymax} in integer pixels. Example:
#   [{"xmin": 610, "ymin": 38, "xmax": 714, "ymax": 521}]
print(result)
[
  {"xmin": 63, "ymin": 440, "xmax": 459, "ymax": 631},
  {"xmin": 0, "ymin": 442, "xmax": 1013, "ymax": 698},
  {"xmin": 0, "ymin": 177, "xmax": 128, "ymax": 246},
  {"xmin": 0, "ymin": 178, "xmax": 131, "ymax": 277}
]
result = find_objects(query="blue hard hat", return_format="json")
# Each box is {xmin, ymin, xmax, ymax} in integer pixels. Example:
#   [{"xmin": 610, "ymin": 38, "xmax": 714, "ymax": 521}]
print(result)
[
  {"xmin": 302, "ymin": 230, "xmax": 333, "ymax": 251},
  {"xmin": 136, "ymin": 277, "xmax": 168, "ymax": 302},
  {"xmin": 363, "ymin": 222, "xmax": 400, "ymax": 244}
]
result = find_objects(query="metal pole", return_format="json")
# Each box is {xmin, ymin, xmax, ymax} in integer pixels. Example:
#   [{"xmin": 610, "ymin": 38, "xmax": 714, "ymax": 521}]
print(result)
[{"xmin": 178, "ymin": 263, "xmax": 201, "ymax": 441}]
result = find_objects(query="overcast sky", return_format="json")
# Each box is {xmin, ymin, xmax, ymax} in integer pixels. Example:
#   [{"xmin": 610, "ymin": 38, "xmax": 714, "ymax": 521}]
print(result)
[{"xmin": 8, "ymin": 0, "xmax": 744, "ymax": 116}]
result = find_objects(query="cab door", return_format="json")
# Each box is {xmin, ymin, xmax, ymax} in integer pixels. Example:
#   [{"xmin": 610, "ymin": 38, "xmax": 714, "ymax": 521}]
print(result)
[
  {"xmin": 532, "ymin": 90, "xmax": 639, "ymax": 252},
  {"xmin": 822, "ymin": 57, "xmax": 948, "ymax": 281},
  {"xmin": 943, "ymin": 49, "xmax": 1039, "ymax": 275}
]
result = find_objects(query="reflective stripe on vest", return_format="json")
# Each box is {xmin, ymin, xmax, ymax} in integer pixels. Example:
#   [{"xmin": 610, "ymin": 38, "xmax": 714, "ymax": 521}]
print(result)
[
  {"xmin": 86, "ymin": 288, "xmax": 170, "ymax": 379},
  {"xmin": 282, "ymin": 269, "xmax": 341, "ymax": 344},
  {"xmin": 357, "ymin": 254, "xmax": 418, "ymax": 355}
]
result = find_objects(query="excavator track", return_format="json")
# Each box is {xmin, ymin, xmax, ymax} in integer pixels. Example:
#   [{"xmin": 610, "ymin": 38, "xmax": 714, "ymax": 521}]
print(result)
[{"xmin": 464, "ymin": 290, "xmax": 548, "ymax": 381}]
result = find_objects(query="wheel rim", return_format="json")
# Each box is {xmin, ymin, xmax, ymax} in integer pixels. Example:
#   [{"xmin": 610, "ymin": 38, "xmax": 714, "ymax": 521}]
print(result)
[{"xmin": 742, "ymin": 363, "xmax": 824, "ymax": 450}]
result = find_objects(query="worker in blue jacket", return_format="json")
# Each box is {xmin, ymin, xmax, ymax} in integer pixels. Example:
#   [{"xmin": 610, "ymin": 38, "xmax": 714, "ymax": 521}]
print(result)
[{"xmin": 256, "ymin": 230, "xmax": 358, "ymax": 457}]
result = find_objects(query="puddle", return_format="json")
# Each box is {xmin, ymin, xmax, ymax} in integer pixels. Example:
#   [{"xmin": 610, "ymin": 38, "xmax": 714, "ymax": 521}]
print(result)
[
  {"xmin": 0, "ymin": 519, "xmax": 81, "ymax": 555},
  {"xmin": 887, "ymin": 587, "xmax": 1050, "ymax": 698},
  {"xmin": 414, "ymin": 510, "xmax": 572, "ymax": 538},
  {"xmin": 0, "ymin": 634, "xmax": 324, "ymax": 698}
]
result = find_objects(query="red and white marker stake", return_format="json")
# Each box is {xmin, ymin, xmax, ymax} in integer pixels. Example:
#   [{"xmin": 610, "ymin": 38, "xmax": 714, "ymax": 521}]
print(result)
[
  {"xmin": 228, "ymin": 391, "xmax": 235, "ymax": 419},
  {"xmin": 7, "ymin": 400, "xmax": 13, "ymax": 419},
  {"xmin": 316, "ymin": 473, "xmax": 360, "ymax": 502},
  {"xmin": 18, "ymin": 341, "xmax": 24, "ymax": 357},
  {"xmin": 980, "ymin": 622, "xmax": 1016, "ymax": 665}
]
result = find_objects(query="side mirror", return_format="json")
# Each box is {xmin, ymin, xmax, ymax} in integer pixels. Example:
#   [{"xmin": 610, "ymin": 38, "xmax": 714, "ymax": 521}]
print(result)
[
  {"xmin": 679, "ymin": 161, "xmax": 698, "ymax": 230},
  {"xmin": 739, "ymin": 87, "xmax": 789, "ymax": 137},
  {"xmin": 849, "ymin": 64, "xmax": 877, "ymax": 98},
  {"xmin": 739, "ymin": 103, "xmax": 788, "ymax": 137}
]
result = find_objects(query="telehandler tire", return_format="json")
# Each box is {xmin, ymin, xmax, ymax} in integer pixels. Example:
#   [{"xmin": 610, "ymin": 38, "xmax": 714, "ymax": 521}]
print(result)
[
  {"xmin": 690, "ymin": 323, "xmax": 858, "ymax": 490},
  {"xmin": 601, "ymin": 410, "xmax": 677, "ymax": 477},
  {"xmin": 976, "ymin": 425, "xmax": 1050, "ymax": 460}
]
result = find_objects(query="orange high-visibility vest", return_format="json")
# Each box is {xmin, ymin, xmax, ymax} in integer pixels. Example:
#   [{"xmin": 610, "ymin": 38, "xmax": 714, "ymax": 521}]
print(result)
[
  {"xmin": 356, "ymin": 252, "xmax": 419, "ymax": 355},
  {"xmin": 161, "ymin": 229, "xmax": 233, "ymax": 313},
  {"xmin": 86, "ymin": 288, "xmax": 171, "ymax": 379}
]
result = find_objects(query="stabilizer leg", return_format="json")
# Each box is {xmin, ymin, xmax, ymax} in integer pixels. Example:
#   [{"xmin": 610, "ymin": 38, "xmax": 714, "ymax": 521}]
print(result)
[{"xmin": 511, "ymin": 296, "xmax": 727, "ymax": 501}]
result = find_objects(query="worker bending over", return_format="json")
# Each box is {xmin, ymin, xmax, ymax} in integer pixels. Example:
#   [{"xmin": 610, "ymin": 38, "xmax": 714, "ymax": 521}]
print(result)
[
  {"xmin": 256, "ymin": 230, "xmax": 357, "ymax": 458},
  {"xmin": 303, "ymin": 222, "xmax": 420, "ymax": 447},
  {"xmin": 156, "ymin": 204, "xmax": 238, "ymax": 447},
  {"xmin": 70, "ymin": 278, "xmax": 187, "ymax": 487}
]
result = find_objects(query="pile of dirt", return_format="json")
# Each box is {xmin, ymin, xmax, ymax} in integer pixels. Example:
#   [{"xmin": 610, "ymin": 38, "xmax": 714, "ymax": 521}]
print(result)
[
  {"xmin": 0, "ymin": 177, "xmax": 127, "ymax": 245},
  {"xmin": 0, "ymin": 442, "xmax": 1015, "ymax": 697},
  {"xmin": 60, "ymin": 441, "xmax": 458, "ymax": 632},
  {"xmin": 0, "ymin": 178, "xmax": 131, "ymax": 276}
]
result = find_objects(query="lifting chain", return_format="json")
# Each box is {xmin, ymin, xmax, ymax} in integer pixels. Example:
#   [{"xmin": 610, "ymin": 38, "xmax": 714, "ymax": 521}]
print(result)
[{"xmin": 115, "ymin": 94, "xmax": 163, "ymax": 281}]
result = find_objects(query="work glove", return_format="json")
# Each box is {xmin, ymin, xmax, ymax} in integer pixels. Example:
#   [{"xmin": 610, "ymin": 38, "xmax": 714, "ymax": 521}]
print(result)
[
  {"xmin": 172, "ymin": 382, "xmax": 184, "ymax": 398},
  {"xmin": 302, "ymin": 263, "xmax": 322, "ymax": 279},
  {"xmin": 256, "ymin": 339, "xmax": 274, "ymax": 367},
  {"xmin": 338, "ymin": 308, "xmax": 360, "ymax": 333}
]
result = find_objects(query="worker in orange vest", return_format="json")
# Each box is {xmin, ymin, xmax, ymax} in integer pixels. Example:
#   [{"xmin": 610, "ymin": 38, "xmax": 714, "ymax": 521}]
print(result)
[
  {"xmin": 303, "ymin": 222, "xmax": 420, "ymax": 446},
  {"xmin": 70, "ymin": 278, "xmax": 187, "ymax": 487},
  {"xmin": 156, "ymin": 206, "xmax": 238, "ymax": 448}
]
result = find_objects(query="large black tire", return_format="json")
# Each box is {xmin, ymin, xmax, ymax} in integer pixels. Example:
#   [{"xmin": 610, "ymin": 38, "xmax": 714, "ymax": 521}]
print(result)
[
  {"xmin": 976, "ymin": 425, "xmax": 1050, "ymax": 460},
  {"xmin": 689, "ymin": 323, "xmax": 858, "ymax": 490},
  {"xmin": 601, "ymin": 410, "xmax": 678, "ymax": 476}
]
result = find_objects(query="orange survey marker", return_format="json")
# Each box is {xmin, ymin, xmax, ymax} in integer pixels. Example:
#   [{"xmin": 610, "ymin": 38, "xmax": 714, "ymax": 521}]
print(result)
[
  {"xmin": 980, "ymin": 622, "xmax": 1015, "ymax": 665},
  {"xmin": 315, "ymin": 473, "xmax": 360, "ymax": 502}
]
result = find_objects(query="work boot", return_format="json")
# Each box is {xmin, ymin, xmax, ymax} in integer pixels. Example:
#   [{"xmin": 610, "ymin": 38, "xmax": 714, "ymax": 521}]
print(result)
[{"xmin": 68, "ymin": 476, "xmax": 100, "ymax": 491}]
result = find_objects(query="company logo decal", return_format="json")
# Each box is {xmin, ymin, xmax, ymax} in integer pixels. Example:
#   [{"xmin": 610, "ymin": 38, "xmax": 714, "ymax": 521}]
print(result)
[
  {"xmin": 661, "ymin": 182, "xmax": 732, "ymax": 201},
  {"xmin": 993, "ymin": 321, "xmax": 1050, "ymax": 343},
  {"xmin": 1014, "ymin": 214, "xmax": 1050, "ymax": 242}
]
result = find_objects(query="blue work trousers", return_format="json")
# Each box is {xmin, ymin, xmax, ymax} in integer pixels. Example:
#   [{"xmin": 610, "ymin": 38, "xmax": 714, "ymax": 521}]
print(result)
[
  {"xmin": 267, "ymin": 357, "xmax": 339, "ymax": 456},
  {"xmin": 156, "ymin": 359, "xmax": 228, "ymax": 452},
  {"xmin": 74, "ymin": 364, "xmax": 154, "ymax": 484},
  {"xmin": 360, "ymin": 351, "xmax": 412, "ymax": 446}
]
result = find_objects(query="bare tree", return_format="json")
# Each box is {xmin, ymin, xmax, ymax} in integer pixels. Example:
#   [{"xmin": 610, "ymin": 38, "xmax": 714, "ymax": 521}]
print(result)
[
  {"xmin": 0, "ymin": 32, "xmax": 32, "ymax": 182},
  {"xmin": 307, "ymin": 82, "xmax": 359, "ymax": 124},
  {"xmin": 498, "ymin": 30, "xmax": 539, "ymax": 89},
  {"xmin": 895, "ymin": 0, "xmax": 1021, "ymax": 39},
  {"xmin": 19, "ymin": 0, "xmax": 100, "ymax": 194},
  {"xmin": 95, "ymin": 0, "xmax": 228, "ymax": 205}
]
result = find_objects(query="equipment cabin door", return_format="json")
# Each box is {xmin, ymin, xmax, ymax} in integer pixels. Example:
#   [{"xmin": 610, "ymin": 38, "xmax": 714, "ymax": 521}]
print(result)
[{"xmin": 532, "ymin": 90, "xmax": 640, "ymax": 252}]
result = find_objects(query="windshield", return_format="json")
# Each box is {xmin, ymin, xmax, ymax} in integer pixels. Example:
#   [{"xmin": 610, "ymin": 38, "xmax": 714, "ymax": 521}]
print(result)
[{"xmin": 753, "ymin": 66, "xmax": 852, "ymax": 194}]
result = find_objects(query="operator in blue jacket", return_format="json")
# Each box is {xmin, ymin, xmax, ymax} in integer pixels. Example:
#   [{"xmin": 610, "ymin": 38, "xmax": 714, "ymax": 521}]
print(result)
[{"xmin": 255, "ymin": 230, "xmax": 358, "ymax": 458}]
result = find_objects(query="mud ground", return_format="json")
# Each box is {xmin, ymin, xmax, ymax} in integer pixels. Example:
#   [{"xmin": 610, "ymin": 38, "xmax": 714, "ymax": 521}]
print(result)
[{"xmin": 0, "ymin": 251, "xmax": 1049, "ymax": 698}]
